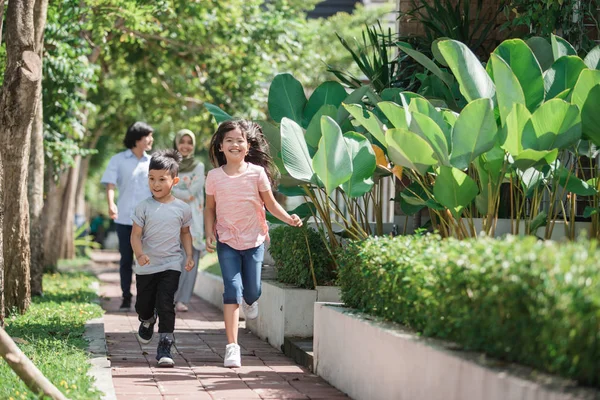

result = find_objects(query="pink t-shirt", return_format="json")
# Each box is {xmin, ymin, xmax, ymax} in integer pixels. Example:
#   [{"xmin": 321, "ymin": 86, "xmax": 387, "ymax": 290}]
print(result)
[{"xmin": 205, "ymin": 163, "xmax": 271, "ymax": 250}]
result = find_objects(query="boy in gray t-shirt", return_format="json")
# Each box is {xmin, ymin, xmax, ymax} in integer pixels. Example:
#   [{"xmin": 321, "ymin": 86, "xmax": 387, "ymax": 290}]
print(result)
[{"xmin": 131, "ymin": 149, "xmax": 194, "ymax": 367}]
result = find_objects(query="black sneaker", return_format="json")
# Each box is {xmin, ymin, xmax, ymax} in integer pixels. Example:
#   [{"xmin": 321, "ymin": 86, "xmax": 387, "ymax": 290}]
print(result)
[
  {"xmin": 156, "ymin": 337, "xmax": 175, "ymax": 367},
  {"xmin": 119, "ymin": 297, "xmax": 131, "ymax": 311},
  {"xmin": 136, "ymin": 316, "xmax": 156, "ymax": 344}
]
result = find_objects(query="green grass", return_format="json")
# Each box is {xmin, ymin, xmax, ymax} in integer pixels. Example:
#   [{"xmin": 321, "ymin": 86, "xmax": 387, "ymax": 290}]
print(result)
[
  {"xmin": 56, "ymin": 257, "xmax": 92, "ymax": 269},
  {"xmin": 198, "ymin": 252, "xmax": 221, "ymax": 276},
  {"xmin": 0, "ymin": 272, "xmax": 104, "ymax": 400}
]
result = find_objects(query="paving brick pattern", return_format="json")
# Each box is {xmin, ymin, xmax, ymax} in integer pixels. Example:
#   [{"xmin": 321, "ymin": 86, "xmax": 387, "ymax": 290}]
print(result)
[{"xmin": 97, "ymin": 266, "xmax": 348, "ymax": 400}]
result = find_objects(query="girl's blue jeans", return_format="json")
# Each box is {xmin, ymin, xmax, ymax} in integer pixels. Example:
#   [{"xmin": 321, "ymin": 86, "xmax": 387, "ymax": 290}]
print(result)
[{"xmin": 217, "ymin": 240, "xmax": 264, "ymax": 305}]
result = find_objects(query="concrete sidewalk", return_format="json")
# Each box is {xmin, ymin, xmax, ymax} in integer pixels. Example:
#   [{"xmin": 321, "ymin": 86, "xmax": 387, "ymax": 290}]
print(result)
[{"xmin": 96, "ymin": 257, "xmax": 347, "ymax": 399}]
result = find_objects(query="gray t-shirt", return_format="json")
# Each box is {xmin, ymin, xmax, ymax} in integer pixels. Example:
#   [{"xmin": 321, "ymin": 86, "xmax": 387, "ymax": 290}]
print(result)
[{"xmin": 131, "ymin": 197, "xmax": 192, "ymax": 275}]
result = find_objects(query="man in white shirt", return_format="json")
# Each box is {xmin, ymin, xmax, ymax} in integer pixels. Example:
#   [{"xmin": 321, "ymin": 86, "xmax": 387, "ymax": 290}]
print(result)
[{"xmin": 101, "ymin": 121, "xmax": 154, "ymax": 310}]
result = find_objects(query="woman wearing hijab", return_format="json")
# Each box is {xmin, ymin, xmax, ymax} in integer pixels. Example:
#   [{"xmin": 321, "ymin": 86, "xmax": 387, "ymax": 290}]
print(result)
[{"xmin": 172, "ymin": 129, "xmax": 205, "ymax": 312}]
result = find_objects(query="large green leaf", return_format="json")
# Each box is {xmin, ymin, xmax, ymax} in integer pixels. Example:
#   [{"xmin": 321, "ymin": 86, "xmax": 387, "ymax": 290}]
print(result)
[
  {"xmin": 489, "ymin": 54, "xmax": 526, "ymax": 127},
  {"xmin": 526, "ymin": 37, "xmax": 554, "ymax": 72},
  {"xmin": 581, "ymin": 85, "xmax": 600, "ymax": 145},
  {"xmin": 551, "ymin": 34, "xmax": 577, "ymax": 60},
  {"xmin": 408, "ymin": 97, "xmax": 451, "ymax": 148},
  {"xmin": 437, "ymin": 39, "xmax": 495, "ymax": 103},
  {"xmin": 386, "ymin": 128, "xmax": 437, "ymax": 175},
  {"xmin": 377, "ymin": 101, "xmax": 408, "ymax": 129},
  {"xmin": 343, "ymin": 103, "xmax": 387, "ymax": 146},
  {"xmin": 513, "ymin": 148, "xmax": 558, "ymax": 171},
  {"xmin": 303, "ymin": 81, "xmax": 347, "ymax": 127},
  {"xmin": 312, "ymin": 117, "xmax": 353, "ymax": 195},
  {"xmin": 268, "ymin": 73, "xmax": 307, "ymax": 124},
  {"xmin": 501, "ymin": 103, "xmax": 531, "ymax": 155},
  {"xmin": 257, "ymin": 120, "xmax": 281, "ymax": 163},
  {"xmin": 450, "ymin": 98, "xmax": 497, "ymax": 170},
  {"xmin": 397, "ymin": 41, "xmax": 454, "ymax": 87},
  {"xmin": 543, "ymin": 56, "xmax": 587, "ymax": 100},
  {"xmin": 556, "ymin": 168, "xmax": 598, "ymax": 196},
  {"xmin": 584, "ymin": 46, "xmax": 600, "ymax": 69},
  {"xmin": 267, "ymin": 202, "xmax": 316, "ymax": 224},
  {"xmin": 517, "ymin": 167, "xmax": 545, "ymax": 198},
  {"xmin": 280, "ymin": 117, "xmax": 313, "ymax": 182},
  {"xmin": 204, "ymin": 102, "xmax": 233, "ymax": 124},
  {"xmin": 336, "ymin": 86, "xmax": 373, "ymax": 123},
  {"xmin": 409, "ymin": 112, "xmax": 450, "ymax": 166},
  {"xmin": 399, "ymin": 182, "xmax": 428, "ymax": 215},
  {"xmin": 522, "ymin": 99, "xmax": 581, "ymax": 151},
  {"xmin": 572, "ymin": 69, "xmax": 600, "ymax": 111},
  {"xmin": 433, "ymin": 166, "xmax": 479, "ymax": 218},
  {"xmin": 341, "ymin": 132, "xmax": 376, "ymax": 197},
  {"xmin": 488, "ymin": 39, "xmax": 544, "ymax": 111},
  {"xmin": 305, "ymin": 104, "xmax": 338, "ymax": 149}
]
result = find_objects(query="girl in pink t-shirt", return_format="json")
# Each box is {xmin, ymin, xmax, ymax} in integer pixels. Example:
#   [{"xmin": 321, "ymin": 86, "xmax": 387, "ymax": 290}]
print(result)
[{"xmin": 204, "ymin": 120, "xmax": 302, "ymax": 368}]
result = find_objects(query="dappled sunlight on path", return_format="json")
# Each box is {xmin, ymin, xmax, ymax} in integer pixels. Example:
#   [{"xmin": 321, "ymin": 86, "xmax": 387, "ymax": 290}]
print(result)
[{"xmin": 95, "ymin": 252, "xmax": 347, "ymax": 399}]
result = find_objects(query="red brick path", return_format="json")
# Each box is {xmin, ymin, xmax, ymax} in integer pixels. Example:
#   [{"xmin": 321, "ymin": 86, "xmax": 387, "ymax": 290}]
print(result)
[{"xmin": 96, "ymin": 259, "xmax": 348, "ymax": 400}]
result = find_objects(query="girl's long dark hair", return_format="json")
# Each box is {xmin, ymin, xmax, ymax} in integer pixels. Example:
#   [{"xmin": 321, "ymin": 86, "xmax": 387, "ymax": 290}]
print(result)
[{"xmin": 209, "ymin": 120, "xmax": 279, "ymax": 187}]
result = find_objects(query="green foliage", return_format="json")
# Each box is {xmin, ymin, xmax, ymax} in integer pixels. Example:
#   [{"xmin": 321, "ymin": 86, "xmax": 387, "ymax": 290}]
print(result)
[
  {"xmin": 269, "ymin": 225, "xmax": 336, "ymax": 288},
  {"xmin": 337, "ymin": 234, "xmax": 600, "ymax": 387},
  {"xmin": 0, "ymin": 272, "xmax": 104, "ymax": 399}
]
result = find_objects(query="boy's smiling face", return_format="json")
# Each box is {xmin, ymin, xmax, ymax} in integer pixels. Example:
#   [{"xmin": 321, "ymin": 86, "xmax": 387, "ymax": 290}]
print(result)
[{"xmin": 148, "ymin": 169, "xmax": 179, "ymax": 201}]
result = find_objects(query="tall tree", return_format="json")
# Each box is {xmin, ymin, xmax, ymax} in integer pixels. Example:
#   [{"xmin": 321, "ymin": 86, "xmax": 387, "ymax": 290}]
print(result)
[
  {"xmin": 28, "ymin": 0, "xmax": 48, "ymax": 295},
  {"xmin": 0, "ymin": 0, "xmax": 46, "ymax": 313},
  {"xmin": 0, "ymin": 0, "xmax": 6, "ymax": 327}
]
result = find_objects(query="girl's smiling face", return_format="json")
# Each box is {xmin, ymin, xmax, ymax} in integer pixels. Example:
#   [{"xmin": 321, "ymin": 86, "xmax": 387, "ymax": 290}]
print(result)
[
  {"xmin": 177, "ymin": 134, "xmax": 194, "ymax": 157},
  {"xmin": 219, "ymin": 128, "xmax": 248, "ymax": 163}
]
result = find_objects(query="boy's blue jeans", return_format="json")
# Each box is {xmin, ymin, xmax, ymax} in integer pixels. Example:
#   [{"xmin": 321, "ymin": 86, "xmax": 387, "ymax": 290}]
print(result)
[{"xmin": 217, "ymin": 241, "xmax": 264, "ymax": 305}]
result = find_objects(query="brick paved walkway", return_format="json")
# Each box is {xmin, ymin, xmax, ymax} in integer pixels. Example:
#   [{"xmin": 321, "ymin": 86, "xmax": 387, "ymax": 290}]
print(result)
[{"xmin": 96, "ymin": 258, "xmax": 347, "ymax": 400}]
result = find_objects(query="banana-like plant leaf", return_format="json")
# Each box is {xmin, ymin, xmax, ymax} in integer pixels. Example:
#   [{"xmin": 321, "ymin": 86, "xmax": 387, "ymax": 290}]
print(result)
[
  {"xmin": 397, "ymin": 41, "xmax": 454, "ymax": 87},
  {"xmin": 529, "ymin": 210, "xmax": 548, "ymax": 232},
  {"xmin": 543, "ymin": 56, "xmax": 587, "ymax": 100},
  {"xmin": 341, "ymin": 132, "xmax": 376, "ymax": 197},
  {"xmin": 410, "ymin": 112, "xmax": 450, "ymax": 166},
  {"xmin": 526, "ymin": 37, "xmax": 554, "ymax": 71},
  {"xmin": 432, "ymin": 37, "xmax": 450, "ymax": 66},
  {"xmin": 280, "ymin": 118, "xmax": 313, "ymax": 182},
  {"xmin": 581, "ymin": 85, "xmax": 600, "ymax": 145},
  {"xmin": 489, "ymin": 54, "xmax": 527, "ymax": 127},
  {"xmin": 501, "ymin": 103, "xmax": 531, "ymax": 155},
  {"xmin": 336, "ymin": 86, "xmax": 373, "ymax": 123},
  {"xmin": 312, "ymin": 117, "xmax": 353, "ymax": 195},
  {"xmin": 408, "ymin": 97, "xmax": 451, "ymax": 148},
  {"xmin": 438, "ymin": 39, "xmax": 496, "ymax": 103},
  {"xmin": 381, "ymin": 88, "xmax": 403, "ymax": 103},
  {"xmin": 204, "ymin": 103, "xmax": 233, "ymax": 124},
  {"xmin": 583, "ymin": 206, "xmax": 600, "ymax": 218},
  {"xmin": 305, "ymin": 104, "xmax": 338, "ymax": 149},
  {"xmin": 343, "ymin": 103, "xmax": 387, "ymax": 146},
  {"xmin": 450, "ymin": 98, "xmax": 497, "ymax": 170},
  {"xmin": 399, "ymin": 182, "xmax": 428, "ymax": 215},
  {"xmin": 267, "ymin": 202, "xmax": 317, "ymax": 224},
  {"xmin": 488, "ymin": 40, "xmax": 544, "ymax": 112},
  {"xmin": 277, "ymin": 184, "xmax": 307, "ymax": 197},
  {"xmin": 513, "ymin": 148, "xmax": 558, "ymax": 170},
  {"xmin": 522, "ymin": 99, "xmax": 581, "ymax": 151},
  {"xmin": 584, "ymin": 46, "xmax": 600, "ymax": 69},
  {"xmin": 268, "ymin": 73, "xmax": 307, "ymax": 124},
  {"xmin": 556, "ymin": 168, "xmax": 598, "ymax": 195},
  {"xmin": 517, "ymin": 167, "xmax": 545, "ymax": 198},
  {"xmin": 433, "ymin": 166, "xmax": 479, "ymax": 218},
  {"xmin": 572, "ymin": 70, "xmax": 600, "ymax": 109},
  {"xmin": 551, "ymin": 34, "xmax": 577, "ymax": 60},
  {"xmin": 386, "ymin": 128, "xmax": 438, "ymax": 175},
  {"xmin": 377, "ymin": 101, "xmax": 408, "ymax": 129},
  {"xmin": 303, "ymin": 81, "xmax": 347, "ymax": 127}
]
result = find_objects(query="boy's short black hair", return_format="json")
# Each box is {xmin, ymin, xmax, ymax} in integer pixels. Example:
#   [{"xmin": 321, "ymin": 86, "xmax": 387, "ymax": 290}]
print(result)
[
  {"xmin": 123, "ymin": 121, "xmax": 154, "ymax": 149},
  {"xmin": 149, "ymin": 149, "xmax": 182, "ymax": 178}
]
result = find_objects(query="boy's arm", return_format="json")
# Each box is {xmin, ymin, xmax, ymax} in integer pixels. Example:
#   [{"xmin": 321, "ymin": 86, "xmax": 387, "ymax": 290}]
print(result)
[
  {"xmin": 204, "ymin": 194, "xmax": 217, "ymax": 252},
  {"xmin": 130, "ymin": 222, "xmax": 149, "ymax": 266},
  {"xmin": 260, "ymin": 190, "xmax": 302, "ymax": 227},
  {"xmin": 180, "ymin": 226, "xmax": 194, "ymax": 271}
]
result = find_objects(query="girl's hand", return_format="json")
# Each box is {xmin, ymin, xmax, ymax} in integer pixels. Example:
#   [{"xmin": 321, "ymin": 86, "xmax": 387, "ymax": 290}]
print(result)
[
  {"xmin": 288, "ymin": 214, "xmax": 303, "ymax": 227},
  {"xmin": 185, "ymin": 256, "xmax": 195, "ymax": 271},
  {"xmin": 137, "ymin": 254, "xmax": 150, "ymax": 266},
  {"xmin": 206, "ymin": 232, "xmax": 217, "ymax": 253}
]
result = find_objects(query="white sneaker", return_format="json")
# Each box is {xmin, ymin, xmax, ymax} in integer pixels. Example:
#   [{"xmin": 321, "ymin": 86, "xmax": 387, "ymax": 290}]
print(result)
[
  {"xmin": 242, "ymin": 301, "xmax": 258, "ymax": 320},
  {"xmin": 223, "ymin": 343, "xmax": 241, "ymax": 368}
]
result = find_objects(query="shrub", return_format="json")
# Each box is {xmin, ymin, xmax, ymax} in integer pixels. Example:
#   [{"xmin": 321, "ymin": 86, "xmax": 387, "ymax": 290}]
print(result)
[
  {"xmin": 337, "ymin": 234, "xmax": 600, "ymax": 387},
  {"xmin": 269, "ymin": 225, "xmax": 336, "ymax": 288}
]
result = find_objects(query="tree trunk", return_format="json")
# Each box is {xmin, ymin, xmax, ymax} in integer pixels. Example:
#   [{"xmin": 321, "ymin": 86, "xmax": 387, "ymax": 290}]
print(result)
[
  {"xmin": 0, "ymin": 0, "xmax": 44, "ymax": 314},
  {"xmin": 0, "ymin": 0, "xmax": 5, "ymax": 45},
  {"xmin": 0, "ymin": 151, "xmax": 4, "ymax": 327},
  {"xmin": 60, "ymin": 156, "xmax": 81, "ymax": 259},
  {"xmin": 42, "ymin": 170, "xmax": 66, "ymax": 271},
  {"xmin": 0, "ymin": 327, "xmax": 67, "ymax": 399},
  {"xmin": 29, "ymin": 0, "xmax": 48, "ymax": 296}
]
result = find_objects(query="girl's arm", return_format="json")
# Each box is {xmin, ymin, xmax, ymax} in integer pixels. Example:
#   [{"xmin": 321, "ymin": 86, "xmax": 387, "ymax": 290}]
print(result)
[
  {"xmin": 204, "ymin": 194, "xmax": 217, "ymax": 252},
  {"xmin": 130, "ymin": 222, "xmax": 149, "ymax": 266},
  {"xmin": 260, "ymin": 190, "xmax": 302, "ymax": 227}
]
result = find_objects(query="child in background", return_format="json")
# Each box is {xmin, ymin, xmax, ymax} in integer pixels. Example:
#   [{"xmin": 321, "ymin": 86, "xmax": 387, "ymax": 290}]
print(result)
[
  {"xmin": 130, "ymin": 149, "xmax": 194, "ymax": 367},
  {"xmin": 204, "ymin": 120, "xmax": 302, "ymax": 368},
  {"xmin": 172, "ymin": 129, "xmax": 205, "ymax": 312}
]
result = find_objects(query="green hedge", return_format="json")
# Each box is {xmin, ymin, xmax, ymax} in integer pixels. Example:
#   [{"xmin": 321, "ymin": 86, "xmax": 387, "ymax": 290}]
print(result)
[
  {"xmin": 269, "ymin": 225, "xmax": 335, "ymax": 288},
  {"xmin": 337, "ymin": 234, "xmax": 600, "ymax": 387}
]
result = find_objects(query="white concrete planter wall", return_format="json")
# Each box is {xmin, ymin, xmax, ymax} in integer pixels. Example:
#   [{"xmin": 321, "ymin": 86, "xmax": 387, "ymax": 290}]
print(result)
[
  {"xmin": 246, "ymin": 280, "xmax": 341, "ymax": 351},
  {"xmin": 457, "ymin": 218, "xmax": 592, "ymax": 241},
  {"xmin": 193, "ymin": 271, "xmax": 226, "ymax": 311},
  {"xmin": 313, "ymin": 304, "xmax": 596, "ymax": 400}
]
